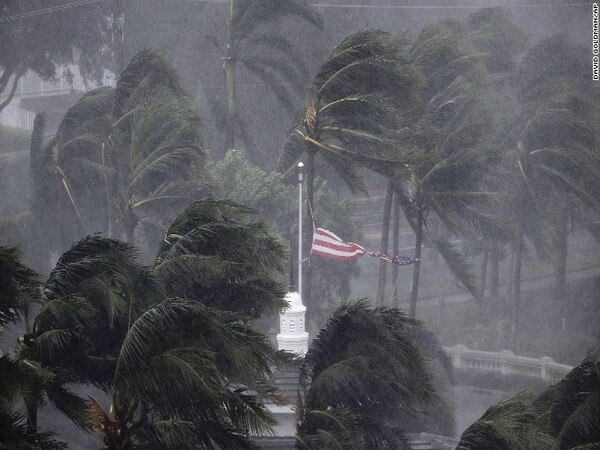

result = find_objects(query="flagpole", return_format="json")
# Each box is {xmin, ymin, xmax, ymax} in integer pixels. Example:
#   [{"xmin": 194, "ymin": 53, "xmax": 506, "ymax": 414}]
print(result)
[{"xmin": 298, "ymin": 162, "xmax": 304, "ymax": 300}]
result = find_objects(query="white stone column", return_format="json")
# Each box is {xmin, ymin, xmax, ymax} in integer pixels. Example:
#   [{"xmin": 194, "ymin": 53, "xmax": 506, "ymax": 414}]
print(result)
[{"xmin": 276, "ymin": 291, "xmax": 309, "ymax": 355}]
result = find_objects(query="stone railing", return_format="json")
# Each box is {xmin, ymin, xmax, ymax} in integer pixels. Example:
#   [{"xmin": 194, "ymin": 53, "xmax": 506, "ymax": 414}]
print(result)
[
  {"xmin": 444, "ymin": 345, "xmax": 573, "ymax": 383},
  {"xmin": 0, "ymin": 105, "xmax": 36, "ymax": 130}
]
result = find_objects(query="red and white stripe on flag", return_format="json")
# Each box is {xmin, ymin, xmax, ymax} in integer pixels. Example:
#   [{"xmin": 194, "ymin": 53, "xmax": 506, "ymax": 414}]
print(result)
[{"xmin": 311, "ymin": 228, "xmax": 366, "ymax": 261}]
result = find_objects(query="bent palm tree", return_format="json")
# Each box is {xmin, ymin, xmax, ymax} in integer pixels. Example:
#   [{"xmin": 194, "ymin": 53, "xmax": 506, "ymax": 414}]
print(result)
[
  {"xmin": 457, "ymin": 391, "xmax": 558, "ymax": 450},
  {"xmin": 51, "ymin": 48, "xmax": 211, "ymax": 244},
  {"xmin": 280, "ymin": 30, "xmax": 422, "ymax": 310},
  {"xmin": 394, "ymin": 77, "xmax": 490, "ymax": 318},
  {"xmin": 297, "ymin": 301, "xmax": 451, "ymax": 449},
  {"xmin": 154, "ymin": 199, "xmax": 289, "ymax": 318},
  {"xmin": 500, "ymin": 36, "xmax": 600, "ymax": 343},
  {"xmin": 0, "ymin": 245, "xmax": 68, "ymax": 448},
  {"xmin": 208, "ymin": 0, "xmax": 322, "ymax": 152},
  {"xmin": 23, "ymin": 236, "xmax": 282, "ymax": 448},
  {"xmin": 20, "ymin": 198, "xmax": 290, "ymax": 447},
  {"xmin": 390, "ymin": 15, "xmax": 513, "ymax": 318},
  {"xmin": 458, "ymin": 349, "xmax": 600, "ymax": 450}
]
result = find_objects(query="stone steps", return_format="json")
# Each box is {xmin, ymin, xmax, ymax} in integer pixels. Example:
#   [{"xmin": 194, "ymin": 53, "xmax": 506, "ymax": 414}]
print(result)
[
  {"xmin": 252, "ymin": 436, "xmax": 296, "ymax": 449},
  {"xmin": 274, "ymin": 369, "xmax": 301, "ymax": 399},
  {"xmin": 406, "ymin": 432, "xmax": 458, "ymax": 450},
  {"xmin": 409, "ymin": 441, "xmax": 438, "ymax": 450}
]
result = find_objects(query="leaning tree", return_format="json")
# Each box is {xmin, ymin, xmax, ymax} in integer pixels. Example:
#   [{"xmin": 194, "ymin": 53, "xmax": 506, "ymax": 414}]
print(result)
[
  {"xmin": 18, "ymin": 199, "xmax": 291, "ymax": 448},
  {"xmin": 207, "ymin": 0, "xmax": 322, "ymax": 154},
  {"xmin": 297, "ymin": 300, "xmax": 453, "ymax": 448},
  {"xmin": 280, "ymin": 30, "xmax": 423, "ymax": 312},
  {"xmin": 47, "ymin": 48, "xmax": 212, "ymax": 246},
  {"xmin": 499, "ymin": 35, "xmax": 600, "ymax": 345}
]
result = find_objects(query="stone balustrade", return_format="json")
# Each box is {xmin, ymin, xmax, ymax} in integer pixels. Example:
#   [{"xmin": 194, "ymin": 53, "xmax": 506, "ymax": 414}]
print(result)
[
  {"xmin": 0, "ymin": 66, "xmax": 115, "ymax": 130},
  {"xmin": 444, "ymin": 345, "xmax": 573, "ymax": 382}
]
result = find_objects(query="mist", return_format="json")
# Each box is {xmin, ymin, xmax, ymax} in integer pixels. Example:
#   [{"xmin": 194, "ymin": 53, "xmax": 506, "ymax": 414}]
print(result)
[{"xmin": 1, "ymin": 0, "xmax": 598, "ymax": 448}]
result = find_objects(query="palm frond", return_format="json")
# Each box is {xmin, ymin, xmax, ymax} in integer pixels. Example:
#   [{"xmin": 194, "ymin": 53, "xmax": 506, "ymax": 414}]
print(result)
[
  {"xmin": 155, "ymin": 199, "xmax": 288, "ymax": 317},
  {"xmin": 245, "ymin": 33, "xmax": 310, "ymax": 80},
  {"xmin": 457, "ymin": 391, "xmax": 559, "ymax": 450},
  {"xmin": 0, "ymin": 245, "xmax": 39, "ymax": 328},
  {"xmin": 431, "ymin": 237, "xmax": 480, "ymax": 300},
  {"xmin": 0, "ymin": 407, "xmax": 67, "ymax": 449},
  {"xmin": 298, "ymin": 301, "xmax": 445, "ymax": 446},
  {"xmin": 241, "ymin": 57, "xmax": 301, "ymax": 115},
  {"xmin": 113, "ymin": 47, "xmax": 185, "ymax": 118},
  {"xmin": 232, "ymin": 0, "xmax": 322, "ymax": 42}
]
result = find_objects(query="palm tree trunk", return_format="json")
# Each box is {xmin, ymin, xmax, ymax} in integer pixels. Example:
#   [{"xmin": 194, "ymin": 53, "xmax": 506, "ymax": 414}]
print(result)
[
  {"xmin": 376, "ymin": 182, "xmax": 394, "ymax": 306},
  {"xmin": 510, "ymin": 227, "xmax": 524, "ymax": 350},
  {"xmin": 478, "ymin": 248, "xmax": 488, "ymax": 349},
  {"xmin": 224, "ymin": 1, "xmax": 236, "ymax": 150},
  {"xmin": 554, "ymin": 205, "xmax": 568, "ymax": 331},
  {"xmin": 123, "ymin": 205, "xmax": 137, "ymax": 244},
  {"xmin": 409, "ymin": 211, "xmax": 423, "ymax": 319},
  {"xmin": 480, "ymin": 249, "xmax": 488, "ymax": 302},
  {"xmin": 29, "ymin": 113, "xmax": 50, "ymax": 272},
  {"xmin": 112, "ymin": 0, "xmax": 126, "ymax": 72},
  {"xmin": 507, "ymin": 246, "xmax": 515, "ymax": 301},
  {"xmin": 25, "ymin": 403, "xmax": 37, "ymax": 436},
  {"xmin": 304, "ymin": 147, "xmax": 316, "ymax": 316},
  {"xmin": 391, "ymin": 194, "xmax": 401, "ymax": 307},
  {"xmin": 224, "ymin": 58, "xmax": 235, "ymax": 150},
  {"xmin": 101, "ymin": 143, "xmax": 114, "ymax": 238},
  {"xmin": 490, "ymin": 242, "xmax": 500, "ymax": 307},
  {"xmin": 510, "ymin": 172, "xmax": 528, "ymax": 349}
]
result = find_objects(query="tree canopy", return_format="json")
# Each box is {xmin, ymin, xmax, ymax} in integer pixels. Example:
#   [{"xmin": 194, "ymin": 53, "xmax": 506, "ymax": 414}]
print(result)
[
  {"xmin": 0, "ymin": 0, "xmax": 113, "ymax": 112},
  {"xmin": 297, "ymin": 301, "xmax": 452, "ymax": 449}
]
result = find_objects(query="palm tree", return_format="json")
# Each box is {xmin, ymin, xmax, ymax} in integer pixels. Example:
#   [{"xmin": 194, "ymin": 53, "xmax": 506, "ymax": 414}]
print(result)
[
  {"xmin": 51, "ymin": 48, "xmax": 211, "ymax": 244},
  {"xmin": 457, "ymin": 349, "xmax": 600, "ymax": 450},
  {"xmin": 394, "ymin": 77, "xmax": 490, "ymax": 318},
  {"xmin": 457, "ymin": 391, "xmax": 558, "ymax": 450},
  {"xmin": 207, "ymin": 0, "xmax": 322, "ymax": 153},
  {"xmin": 89, "ymin": 299, "xmax": 280, "ymax": 448},
  {"xmin": 391, "ymin": 10, "xmax": 527, "ymax": 318},
  {"xmin": 20, "ymin": 198, "xmax": 290, "ymax": 447},
  {"xmin": 0, "ymin": 244, "xmax": 69, "ymax": 449},
  {"xmin": 538, "ymin": 349, "xmax": 600, "ymax": 449},
  {"xmin": 500, "ymin": 35, "xmax": 600, "ymax": 344},
  {"xmin": 0, "ymin": 244, "xmax": 38, "ymax": 331},
  {"xmin": 154, "ymin": 198, "xmax": 289, "ymax": 318},
  {"xmin": 296, "ymin": 301, "xmax": 452, "ymax": 449},
  {"xmin": 280, "ymin": 30, "xmax": 422, "ymax": 311}
]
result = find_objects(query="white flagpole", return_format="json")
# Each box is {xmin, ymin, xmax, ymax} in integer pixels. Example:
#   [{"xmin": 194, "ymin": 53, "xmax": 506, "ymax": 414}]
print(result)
[{"xmin": 298, "ymin": 162, "xmax": 304, "ymax": 299}]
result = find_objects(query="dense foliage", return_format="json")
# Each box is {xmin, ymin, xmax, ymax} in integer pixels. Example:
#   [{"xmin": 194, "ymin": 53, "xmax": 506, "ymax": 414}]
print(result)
[
  {"xmin": 296, "ymin": 301, "xmax": 452, "ymax": 448},
  {"xmin": 0, "ymin": 0, "xmax": 113, "ymax": 112},
  {"xmin": 457, "ymin": 350, "xmax": 600, "ymax": 450},
  {"xmin": 2, "ymin": 199, "xmax": 289, "ymax": 449},
  {"xmin": 0, "ymin": 3, "xmax": 598, "ymax": 448}
]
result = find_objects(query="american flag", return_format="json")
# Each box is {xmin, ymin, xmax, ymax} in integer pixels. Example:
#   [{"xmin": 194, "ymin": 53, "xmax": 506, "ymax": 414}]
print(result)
[
  {"xmin": 311, "ymin": 228, "xmax": 366, "ymax": 260},
  {"xmin": 391, "ymin": 255, "xmax": 420, "ymax": 266},
  {"xmin": 311, "ymin": 228, "xmax": 420, "ymax": 265}
]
